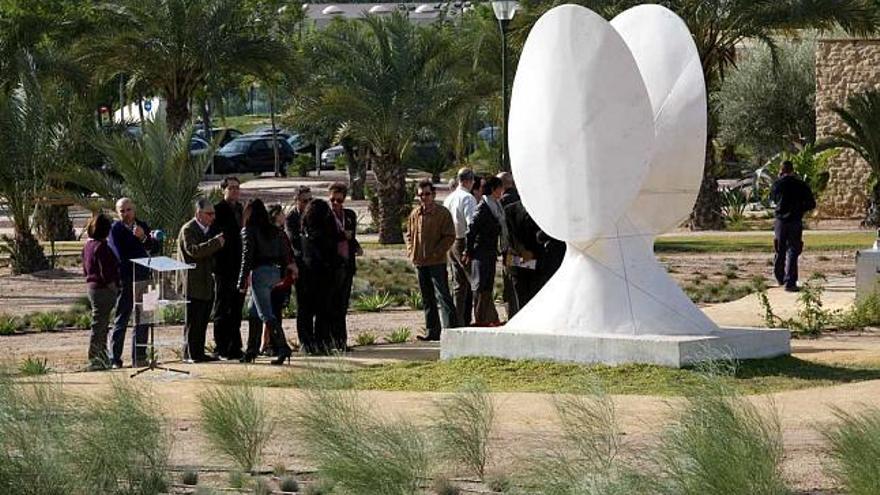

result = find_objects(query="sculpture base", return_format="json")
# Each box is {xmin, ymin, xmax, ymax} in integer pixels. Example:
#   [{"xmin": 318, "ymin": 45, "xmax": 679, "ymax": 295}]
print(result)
[{"xmin": 440, "ymin": 327, "xmax": 791, "ymax": 368}]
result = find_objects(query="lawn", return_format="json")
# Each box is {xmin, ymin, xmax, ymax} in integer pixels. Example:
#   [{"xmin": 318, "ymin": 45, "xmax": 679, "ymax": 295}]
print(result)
[
  {"xmin": 215, "ymin": 355, "xmax": 880, "ymax": 396},
  {"xmin": 655, "ymin": 231, "xmax": 875, "ymax": 253},
  {"xmin": 217, "ymin": 114, "xmax": 273, "ymax": 133}
]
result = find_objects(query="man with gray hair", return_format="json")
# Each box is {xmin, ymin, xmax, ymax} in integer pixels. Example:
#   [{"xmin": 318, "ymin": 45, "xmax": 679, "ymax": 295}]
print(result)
[
  {"xmin": 443, "ymin": 167, "xmax": 478, "ymax": 326},
  {"xmin": 177, "ymin": 198, "xmax": 226, "ymax": 362}
]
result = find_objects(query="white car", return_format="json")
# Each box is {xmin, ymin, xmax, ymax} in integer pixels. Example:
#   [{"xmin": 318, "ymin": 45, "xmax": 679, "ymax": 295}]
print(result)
[{"xmin": 320, "ymin": 145, "xmax": 345, "ymax": 169}]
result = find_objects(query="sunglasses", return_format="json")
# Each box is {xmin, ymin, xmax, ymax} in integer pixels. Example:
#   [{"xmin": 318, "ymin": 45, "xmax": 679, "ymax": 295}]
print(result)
[
  {"xmin": 417, "ymin": 192, "xmax": 434, "ymax": 197},
  {"xmin": 330, "ymin": 198, "xmax": 345, "ymax": 204}
]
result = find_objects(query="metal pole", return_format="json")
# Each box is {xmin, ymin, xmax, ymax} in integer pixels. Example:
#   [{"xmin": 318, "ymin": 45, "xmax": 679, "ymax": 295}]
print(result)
[{"xmin": 500, "ymin": 19, "xmax": 510, "ymax": 172}]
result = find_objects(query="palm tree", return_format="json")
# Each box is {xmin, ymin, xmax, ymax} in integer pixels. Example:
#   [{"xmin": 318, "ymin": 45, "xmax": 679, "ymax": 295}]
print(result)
[
  {"xmin": 0, "ymin": 74, "xmax": 56, "ymax": 274},
  {"xmin": 290, "ymin": 13, "xmax": 463, "ymax": 244},
  {"xmin": 63, "ymin": 114, "xmax": 209, "ymax": 248},
  {"xmin": 82, "ymin": 0, "xmax": 290, "ymax": 133},
  {"xmin": 512, "ymin": 0, "xmax": 879, "ymax": 229},
  {"xmin": 818, "ymin": 89, "xmax": 880, "ymax": 226}
]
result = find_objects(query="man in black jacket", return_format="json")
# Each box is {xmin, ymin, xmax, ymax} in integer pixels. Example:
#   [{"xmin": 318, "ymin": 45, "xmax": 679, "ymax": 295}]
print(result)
[
  {"xmin": 465, "ymin": 177, "xmax": 504, "ymax": 326},
  {"xmin": 504, "ymin": 199, "xmax": 542, "ymax": 317},
  {"xmin": 285, "ymin": 186, "xmax": 316, "ymax": 353},
  {"xmin": 770, "ymin": 160, "xmax": 816, "ymax": 292},
  {"xmin": 211, "ymin": 176, "xmax": 245, "ymax": 359}
]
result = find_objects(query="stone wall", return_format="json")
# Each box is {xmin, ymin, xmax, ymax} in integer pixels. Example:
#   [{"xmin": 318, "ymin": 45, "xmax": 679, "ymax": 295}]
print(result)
[{"xmin": 816, "ymin": 39, "xmax": 880, "ymax": 218}]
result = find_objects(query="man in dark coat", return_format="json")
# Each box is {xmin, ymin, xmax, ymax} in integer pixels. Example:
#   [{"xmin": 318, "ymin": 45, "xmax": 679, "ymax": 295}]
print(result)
[
  {"xmin": 108, "ymin": 197, "xmax": 160, "ymax": 368},
  {"xmin": 211, "ymin": 176, "xmax": 245, "ymax": 359},
  {"xmin": 329, "ymin": 182, "xmax": 362, "ymax": 351},
  {"xmin": 465, "ymin": 177, "xmax": 505, "ymax": 326},
  {"xmin": 504, "ymin": 198, "xmax": 542, "ymax": 317},
  {"xmin": 285, "ymin": 186, "xmax": 316, "ymax": 353},
  {"xmin": 177, "ymin": 199, "xmax": 225, "ymax": 362},
  {"xmin": 770, "ymin": 160, "xmax": 816, "ymax": 292}
]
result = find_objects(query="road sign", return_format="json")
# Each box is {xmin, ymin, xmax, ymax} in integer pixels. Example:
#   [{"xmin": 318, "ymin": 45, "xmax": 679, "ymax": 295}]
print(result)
[{"xmin": 144, "ymin": 100, "xmax": 153, "ymax": 112}]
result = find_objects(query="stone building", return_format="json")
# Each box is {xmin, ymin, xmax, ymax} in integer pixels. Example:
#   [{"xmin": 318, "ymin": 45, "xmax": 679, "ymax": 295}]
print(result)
[{"xmin": 815, "ymin": 39, "xmax": 880, "ymax": 218}]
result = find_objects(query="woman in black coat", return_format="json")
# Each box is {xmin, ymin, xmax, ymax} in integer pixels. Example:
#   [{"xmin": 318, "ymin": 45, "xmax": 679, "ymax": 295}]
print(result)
[
  {"xmin": 300, "ymin": 199, "xmax": 343, "ymax": 353},
  {"xmin": 464, "ymin": 176, "xmax": 505, "ymax": 326}
]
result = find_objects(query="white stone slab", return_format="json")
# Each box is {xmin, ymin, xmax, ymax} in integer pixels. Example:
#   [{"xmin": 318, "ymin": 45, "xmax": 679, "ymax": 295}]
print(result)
[{"xmin": 441, "ymin": 327, "xmax": 791, "ymax": 368}]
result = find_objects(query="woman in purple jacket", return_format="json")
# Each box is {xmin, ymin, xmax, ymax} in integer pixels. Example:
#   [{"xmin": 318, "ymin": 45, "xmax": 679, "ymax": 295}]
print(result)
[{"xmin": 82, "ymin": 214, "xmax": 120, "ymax": 370}]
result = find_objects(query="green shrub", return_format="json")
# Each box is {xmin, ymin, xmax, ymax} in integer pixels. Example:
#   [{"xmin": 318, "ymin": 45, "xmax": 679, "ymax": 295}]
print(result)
[
  {"xmin": 182, "ymin": 469, "xmax": 199, "ymax": 485},
  {"xmin": 656, "ymin": 374, "xmax": 787, "ymax": 495},
  {"xmin": 405, "ymin": 289, "xmax": 423, "ymax": 310},
  {"xmin": 355, "ymin": 331, "xmax": 378, "ymax": 346},
  {"xmin": 19, "ymin": 356, "xmax": 51, "ymax": 376},
  {"xmin": 486, "ymin": 474, "xmax": 512, "ymax": 492},
  {"xmin": 386, "ymin": 327, "xmax": 412, "ymax": 344},
  {"xmin": 432, "ymin": 476, "xmax": 460, "ymax": 495},
  {"xmin": 293, "ymin": 154, "xmax": 314, "ymax": 177},
  {"xmin": 433, "ymin": 381, "xmax": 495, "ymax": 478},
  {"xmin": 836, "ymin": 291, "xmax": 880, "ymax": 330},
  {"xmin": 199, "ymin": 385, "xmax": 276, "ymax": 473},
  {"xmin": 520, "ymin": 386, "xmax": 652, "ymax": 494},
  {"xmin": 282, "ymin": 298, "xmax": 298, "ymax": 318},
  {"xmin": 73, "ymin": 378, "xmax": 171, "ymax": 494},
  {"xmin": 280, "ymin": 476, "xmax": 300, "ymax": 493},
  {"xmin": 822, "ymin": 406, "xmax": 880, "ymax": 495},
  {"xmin": 31, "ymin": 312, "xmax": 63, "ymax": 332},
  {"xmin": 228, "ymin": 470, "xmax": 247, "ymax": 489},
  {"xmin": 74, "ymin": 311, "xmax": 92, "ymax": 330},
  {"xmin": 352, "ymin": 292, "xmax": 395, "ymax": 312},
  {"xmin": 253, "ymin": 477, "xmax": 272, "ymax": 495},
  {"xmin": 290, "ymin": 372, "xmax": 430, "ymax": 495},
  {"xmin": 0, "ymin": 315, "xmax": 19, "ymax": 335},
  {"xmin": 159, "ymin": 304, "xmax": 185, "ymax": 324}
]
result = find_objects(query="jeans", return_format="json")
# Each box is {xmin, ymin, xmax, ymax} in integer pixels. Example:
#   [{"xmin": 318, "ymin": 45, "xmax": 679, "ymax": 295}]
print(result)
[
  {"xmin": 249, "ymin": 265, "xmax": 281, "ymax": 324},
  {"xmin": 774, "ymin": 219, "xmax": 803, "ymax": 288},
  {"xmin": 246, "ymin": 288, "xmax": 291, "ymax": 356},
  {"xmin": 448, "ymin": 238, "xmax": 473, "ymax": 326},
  {"xmin": 87, "ymin": 286, "xmax": 117, "ymax": 365},
  {"xmin": 417, "ymin": 264, "xmax": 458, "ymax": 338},
  {"xmin": 110, "ymin": 281, "xmax": 148, "ymax": 366}
]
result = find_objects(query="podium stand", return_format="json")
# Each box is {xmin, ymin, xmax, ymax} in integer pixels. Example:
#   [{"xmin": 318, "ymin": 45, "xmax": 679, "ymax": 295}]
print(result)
[{"xmin": 129, "ymin": 256, "xmax": 193, "ymax": 378}]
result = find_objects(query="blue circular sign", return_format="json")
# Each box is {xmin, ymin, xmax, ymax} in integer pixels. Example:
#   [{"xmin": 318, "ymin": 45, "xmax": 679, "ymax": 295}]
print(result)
[{"xmin": 144, "ymin": 100, "xmax": 153, "ymax": 112}]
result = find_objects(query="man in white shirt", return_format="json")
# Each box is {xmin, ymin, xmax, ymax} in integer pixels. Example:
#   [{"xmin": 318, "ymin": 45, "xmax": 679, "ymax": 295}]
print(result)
[{"xmin": 443, "ymin": 167, "xmax": 477, "ymax": 327}]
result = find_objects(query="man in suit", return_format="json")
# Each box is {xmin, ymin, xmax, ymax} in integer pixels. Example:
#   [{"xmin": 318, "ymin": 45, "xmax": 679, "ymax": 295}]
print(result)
[
  {"xmin": 504, "ymin": 197, "xmax": 542, "ymax": 318},
  {"xmin": 285, "ymin": 186, "xmax": 316, "ymax": 353},
  {"xmin": 211, "ymin": 176, "xmax": 245, "ymax": 359},
  {"xmin": 178, "ymin": 199, "xmax": 226, "ymax": 362},
  {"xmin": 108, "ymin": 197, "xmax": 161, "ymax": 368},
  {"xmin": 465, "ymin": 177, "xmax": 505, "ymax": 326},
  {"xmin": 329, "ymin": 182, "xmax": 362, "ymax": 351}
]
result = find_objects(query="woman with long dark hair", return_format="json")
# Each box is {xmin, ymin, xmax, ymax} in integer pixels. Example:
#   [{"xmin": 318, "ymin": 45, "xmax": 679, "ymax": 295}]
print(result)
[
  {"xmin": 300, "ymin": 198, "xmax": 342, "ymax": 353},
  {"xmin": 238, "ymin": 199, "xmax": 294, "ymax": 364}
]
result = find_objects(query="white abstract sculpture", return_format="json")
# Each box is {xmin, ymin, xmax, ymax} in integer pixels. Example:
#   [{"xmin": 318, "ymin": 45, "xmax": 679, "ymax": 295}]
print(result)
[{"xmin": 441, "ymin": 4, "xmax": 790, "ymax": 367}]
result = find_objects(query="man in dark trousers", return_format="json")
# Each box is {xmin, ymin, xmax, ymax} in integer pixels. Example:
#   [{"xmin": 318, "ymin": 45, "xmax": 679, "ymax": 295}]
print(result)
[
  {"xmin": 770, "ymin": 160, "xmax": 816, "ymax": 292},
  {"xmin": 178, "ymin": 199, "xmax": 225, "ymax": 362},
  {"xmin": 211, "ymin": 176, "xmax": 245, "ymax": 360},
  {"xmin": 406, "ymin": 179, "xmax": 458, "ymax": 340},
  {"xmin": 328, "ymin": 182, "xmax": 362, "ymax": 351},
  {"xmin": 504, "ymin": 198, "xmax": 542, "ymax": 317},
  {"xmin": 285, "ymin": 186, "xmax": 316, "ymax": 353},
  {"xmin": 108, "ymin": 197, "xmax": 160, "ymax": 368}
]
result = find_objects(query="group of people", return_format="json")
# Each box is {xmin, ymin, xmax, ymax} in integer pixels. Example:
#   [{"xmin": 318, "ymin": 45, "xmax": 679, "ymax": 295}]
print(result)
[
  {"xmin": 406, "ymin": 168, "xmax": 565, "ymax": 340},
  {"xmin": 81, "ymin": 177, "xmax": 362, "ymax": 370}
]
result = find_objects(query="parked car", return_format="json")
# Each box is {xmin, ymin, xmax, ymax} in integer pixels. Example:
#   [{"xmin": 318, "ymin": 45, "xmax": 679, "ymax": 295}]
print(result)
[
  {"xmin": 320, "ymin": 145, "xmax": 345, "ymax": 169},
  {"xmin": 247, "ymin": 126, "xmax": 292, "ymax": 140},
  {"xmin": 195, "ymin": 127, "xmax": 242, "ymax": 147},
  {"xmin": 286, "ymin": 133, "xmax": 311, "ymax": 153},
  {"xmin": 212, "ymin": 136, "xmax": 295, "ymax": 176},
  {"xmin": 190, "ymin": 136, "xmax": 211, "ymax": 157},
  {"xmin": 477, "ymin": 125, "xmax": 500, "ymax": 144}
]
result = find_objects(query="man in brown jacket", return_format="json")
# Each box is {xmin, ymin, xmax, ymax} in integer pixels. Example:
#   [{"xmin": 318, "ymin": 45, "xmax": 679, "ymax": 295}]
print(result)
[
  {"xmin": 177, "ymin": 199, "xmax": 225, "ymax": 362},
  {"xmin": 407, "ymin": 179, "xmax": 458, "ymax": 340}
]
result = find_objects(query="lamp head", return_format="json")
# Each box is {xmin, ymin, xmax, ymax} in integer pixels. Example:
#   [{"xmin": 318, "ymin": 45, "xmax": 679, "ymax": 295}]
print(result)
[{"xmin": 492, "ymin": 1, "xmax": 518, "ymax": 22}]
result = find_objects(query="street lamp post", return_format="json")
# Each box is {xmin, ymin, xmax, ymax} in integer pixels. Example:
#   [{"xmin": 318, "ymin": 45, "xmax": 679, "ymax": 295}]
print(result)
[{"xmin": 492, "ymin": 1, "xmax": 518, "ymax": 172}]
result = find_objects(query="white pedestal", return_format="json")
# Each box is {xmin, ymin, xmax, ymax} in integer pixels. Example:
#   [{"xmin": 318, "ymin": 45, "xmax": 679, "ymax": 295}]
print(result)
[{"xmin": 440, "ymin": 327, "xmax": 791, "ymax": 368}]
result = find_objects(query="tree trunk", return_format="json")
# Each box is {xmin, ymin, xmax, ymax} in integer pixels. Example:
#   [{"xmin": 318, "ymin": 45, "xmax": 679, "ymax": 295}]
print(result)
[
  {"xmin": 343, "ymin": 140, "xmax": 366, "ymax": 200},
  {"xmin": 3, "ymin": 228, "xmax": 49, "ymax": 275},
  {"xmin": 269, "ymin": 87, "xmax": 280, "ymax": 176},
  {"xmin": 165, "ymin": 95, "xmax": 190, "ymax": 134},
  {"xmin": 867, "ymin": 181, "xmax": 880, "ymax": 227},
  {"xmin": 34, "ymin": 204, "xmax": 75, "ymax": 242},
  {"xmin": 689, "ymin": 135, "xmax": 725, "ymax": 230},
  {"xmin": 373, "ymin": 153, "xmax": 407, "ymax": 244}
]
